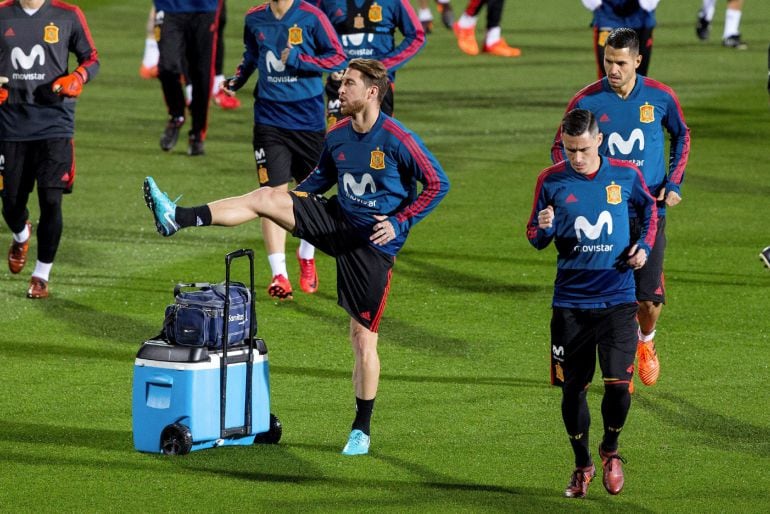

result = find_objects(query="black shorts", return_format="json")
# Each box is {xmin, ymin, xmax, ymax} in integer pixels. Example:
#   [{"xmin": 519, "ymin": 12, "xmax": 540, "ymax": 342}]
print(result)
[
  {"xmin": 252, "ymin": 124, "xmax": 324, "ymax": 187},
  {"xmin": 630, "ymin": 215, "xmax": 666, "ymax": 304},
  {"xmin": 550, "ymin": 303, "xmax": 638, "ymax": 388},
  {"xmin": 290, "ymin": 192, "xmax": 395, "ymax": 332},
  {"xmin": 0, "ymin": 139, "xmax": 75, "ymax": 198}
]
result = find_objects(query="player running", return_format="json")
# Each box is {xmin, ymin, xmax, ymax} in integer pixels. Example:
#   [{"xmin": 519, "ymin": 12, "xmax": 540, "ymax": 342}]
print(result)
[
  {"xmin": 551, "ymin": 28, "xmax": 690, "ymax": 389},
  {"xmin": 0, "ymin": 0, "xmax": 99, "ymax": 298},
  {"xmin": 529, "ymin": 108, "xmax": 657, "ymax": 498},
  {"xmin": 144, "ymin": 58, "xmax": 450, "ymax": 456}
]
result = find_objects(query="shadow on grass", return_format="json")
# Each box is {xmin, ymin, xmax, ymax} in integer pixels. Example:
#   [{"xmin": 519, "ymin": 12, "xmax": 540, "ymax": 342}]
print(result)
[
  {"xmin": 0, "ymin": 419, "xmax": 130, "ymax": 450},
  {"xmin": 3, "ymin": 339, "xmax": 134, "ymax": 362},
  {"xmin": 635, "ymin": 391, "xmax": 770, "ymax": 456},
  {"xmin": 35, "ymin": 297, "xmax": 158, "ymax": 345}
]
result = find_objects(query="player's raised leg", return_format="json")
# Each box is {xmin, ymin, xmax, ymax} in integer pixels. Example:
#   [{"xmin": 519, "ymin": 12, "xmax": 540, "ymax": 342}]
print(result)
[{"xmin": 143, "ymin": 176, "xmax": 296, "ymax": 237}]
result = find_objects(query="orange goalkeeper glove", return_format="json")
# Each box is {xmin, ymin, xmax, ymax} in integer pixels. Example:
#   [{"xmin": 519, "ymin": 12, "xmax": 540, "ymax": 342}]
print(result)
[
  {"xmin": 0, "ymin": 88, "xmax": 7, "ymax": 105},
  {"xmin": 53, "ymin": 66, "xmax": 87, "ymax": 97}
]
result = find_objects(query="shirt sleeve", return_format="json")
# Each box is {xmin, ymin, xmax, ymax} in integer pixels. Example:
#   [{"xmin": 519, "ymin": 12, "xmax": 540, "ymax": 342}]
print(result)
[
  {"xmin": 662, "ymin": 92, "xmax": 690, "ymax": 197},
  {"xmin": 526, "ymin": 174, "xmax": 555, "ymax": 250},
  {"xmin": 231, "ymin": 22, "xmax": 260, "ymax": 90},
  {"xmin": 286, "ymin": 13, "xmax": 347, "ymax": 73},
  {"xmin": 380, "ymin": 0, "xmax": 426, "ymax": 72},
  {"xmin": 295, "ymin": 145, "xmax": 338, "ymax": 194},
  {"xmin": 70, "ymin": 7, "xmax": 99, "ymax": 81},
  {"xmin": 630, "ymin": 168, "xmax": 658, "ymax": 256}
]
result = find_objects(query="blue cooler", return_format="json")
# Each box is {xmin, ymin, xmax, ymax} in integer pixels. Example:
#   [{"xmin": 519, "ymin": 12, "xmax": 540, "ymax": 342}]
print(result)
[{"xmin": 132, "ymin": 338, "xmax": 281, "ymax": 454}]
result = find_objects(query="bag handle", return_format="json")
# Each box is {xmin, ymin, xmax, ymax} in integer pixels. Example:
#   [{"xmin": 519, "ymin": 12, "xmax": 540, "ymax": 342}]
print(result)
[{"xmin": 174, "ymin": 282, "xmax": 210, "ymax": 297}]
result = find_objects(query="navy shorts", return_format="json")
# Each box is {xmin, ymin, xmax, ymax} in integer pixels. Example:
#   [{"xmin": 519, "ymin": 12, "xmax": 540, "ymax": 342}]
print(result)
[
  {"xmin": 550, "ymin": 303, "xmax": 638, "ymax": 388},
  {"xmin": 631, "ymin": 215, "xmax": 666, "ymax": 304},
  {"xmin": 252, "ymin": 124, "xmax": 324, "ymax": 187},
  {"xmin": 0, "ymin": 139, "xmax": 75, "ymax": 197},
  {"xmin": 290, "ymin": 192, "xmax": 394, "ymax": 332}
]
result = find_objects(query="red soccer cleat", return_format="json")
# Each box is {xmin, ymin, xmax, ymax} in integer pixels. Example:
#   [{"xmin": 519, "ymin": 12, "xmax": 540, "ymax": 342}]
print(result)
[
  {"xmin": 453, "ymin": 22, "xmax": 479, "ymax": 56},
  {"xmin": 8, "ymin": 220, "xmax": 31, "ymax": 274},
  {"xmin": 268, "ymin": 274, "xmax": 293, "ymax": 300},
  {"xmin": 27, "ymin": 276, "xmax": 49, "ymax": 299},
  {"xmin": 564, "ymin": 464, "xmax": 595, "ymax": 498},
  {"xmin": 213, "ymin": 89, "xmax": 241, "ymax": 110},
  {"xmin": 482, "ymin": 38, "xmax": 522, "ymax": 57},
  {"xmin": 297, "ymin": 250, "xmax": 318, "ymax": 294},
  {"xmin": 599, "ymin": 445, "xmax": 626, "ymax": 495},
  {"xmin": 139, "ymin": 64, "xmax": 158, "ymax": 79}
]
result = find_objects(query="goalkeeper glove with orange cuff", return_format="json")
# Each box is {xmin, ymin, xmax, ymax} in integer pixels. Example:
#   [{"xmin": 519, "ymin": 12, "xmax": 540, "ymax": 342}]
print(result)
[
  {"xmin": 53, "ymin": 66, "xmax": 87, "ymax": 97},
  {"xmin": 0, "ymin": 88, "xmax": 7, "ymax": 105}
]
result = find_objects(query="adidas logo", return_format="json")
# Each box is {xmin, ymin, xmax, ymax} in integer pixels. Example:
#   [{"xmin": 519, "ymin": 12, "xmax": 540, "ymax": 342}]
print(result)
[
  {"xmin": 4, "ymin": 27, "xmax": 15, "ymax": 37},
  {"xmin": 337, "ymin": 152, "xmax": 346, "ymax": 161},
  {"xmin": 258, "ymin": 32, "xmax": 265, "ymax": 41},
  {"xmin": 566, "ymin": 193, "xmax": 578, "ymax": 203},
  {"xmin": 599, "ymin": 113, "xmax": 610, "ymax": 122},
  {"xmin": 359, "ymin": 311, "xmax": 371, "ymax": 321}
]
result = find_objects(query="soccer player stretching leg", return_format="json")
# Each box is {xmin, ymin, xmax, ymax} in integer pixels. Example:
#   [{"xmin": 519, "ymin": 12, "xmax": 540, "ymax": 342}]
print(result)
[{"xmin": 144, "ymin": 58, "xmax": 450, "ymax": 455}]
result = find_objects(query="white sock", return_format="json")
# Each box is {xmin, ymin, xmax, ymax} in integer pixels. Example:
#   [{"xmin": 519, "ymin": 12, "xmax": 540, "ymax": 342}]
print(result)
[
  {"xmin": 723, "ymin": 8, "xmax": 741, "ymax": 39},
  {"xmin": 32, "ymin": 261, "xmax": 52, "ymax": 282},
  {"xmin": 485, "ymin": 27, "xmax": 501, "ymax": 46},
  {"xmin": 418, "ymin": 8, "xmax": 433, "ymax": 22},
  {"xmin": 184, "ymin": 83, "xmax": 192, "ymax": 105},
  {"xmin": 437, "ymin": 0, "xmax": 450, "ymax": 4},
  {"xmin": 700, "ymin": 0, "xmax": 716, "ymax": 20},
  {"xmin": 298, "ymin": 239, "xmax": 315, "ymax": 260},
  {"xmin": 13, "ymin": 224, "xmax": 30, "ymax": 243},
  {"xmin": 458, "ymin": 14, "xmax": 477, "ymax": 29},
  {"xmin": 638, "ymin": 328, "xmax": 656, "ymax": 342},
  {"xmin": 268, "ymin": 253, "xmax": 288, "ymax": 278},
  {"xmin": 212, "ymin": 74, "xmax": 225, "ymax": 95},
  {"xmin": 142, "ymin": 37, "xmax": 159, "ymax": 68}
]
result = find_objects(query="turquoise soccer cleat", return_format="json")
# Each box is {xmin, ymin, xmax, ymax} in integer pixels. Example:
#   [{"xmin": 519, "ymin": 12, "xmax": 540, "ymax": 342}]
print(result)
[
  {"xmin": 143, "ymin": 176, "xmax": 180, "ymax": 237},
  {"xmin": 341, "ymin": 429, "xmax": 370, "ymax": 456}
]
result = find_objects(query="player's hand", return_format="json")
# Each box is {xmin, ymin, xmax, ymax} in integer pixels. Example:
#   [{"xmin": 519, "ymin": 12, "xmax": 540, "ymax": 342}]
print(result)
[
  {"xmin": 370, "ymin": 215, "xmax": 395, "ymax": 246},
  {"xmin": 664, "ymin": 190, "xmax": 681, "ymax": 207},
  {"xmin": 281, "ymin": 43, "xmax": 292, "ymax": 65},
  {"xmin": 626, "ymin": 244, "xmax": 648, "ymax": 270},
  {"xmin": 329, "ymin": 71, "xmax": 343, "ymax": 82},
  {"xmin": 53, "ymin": 67, "xmax": 86, "ymax": 97},
  {"xmin": 537, "ymin": 205, "xmax": 554, "ymax": 229},
  {"xmin": 222, "ymin": 76, "xmax": 239, "ymax": 96}
]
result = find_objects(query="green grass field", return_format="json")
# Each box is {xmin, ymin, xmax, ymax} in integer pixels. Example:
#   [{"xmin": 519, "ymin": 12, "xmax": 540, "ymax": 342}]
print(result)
[{"xmin": 1, "ymin": 0, "xmax": 769, "ymax": 511}]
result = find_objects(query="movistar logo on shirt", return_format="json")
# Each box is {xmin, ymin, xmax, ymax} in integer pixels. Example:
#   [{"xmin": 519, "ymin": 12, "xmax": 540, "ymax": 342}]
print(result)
[
  {"xmin": 607, "ymin": 128, "xmax": 644, "ymax": 156},
  {"xmin": 10, "ymin": 45, "xmax": 46, "ymax": 80},
  {"xmin": 573, "ymin": 210, "xmax": 614, "ymax": 253},
  {"xmin": 342, "ymin": 33, "xmax": 376, "ymax": 56},
  {"xmin": 265, "ymin": 50, "xmax": 297, "ymax": 83},
  {"xmin": 343, "ymin": 172, "xmax": 377, "ymax": 207}
]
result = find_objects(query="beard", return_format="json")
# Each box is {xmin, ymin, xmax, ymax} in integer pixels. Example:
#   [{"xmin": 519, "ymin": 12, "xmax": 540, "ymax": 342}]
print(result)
[{"xmin": 340, "ymin": 98, "xmax": 365, "ymax": 116}]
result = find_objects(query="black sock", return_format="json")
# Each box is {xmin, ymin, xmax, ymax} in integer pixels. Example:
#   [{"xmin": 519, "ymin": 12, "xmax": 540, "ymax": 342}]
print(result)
[
  {"xmin": 562, "ymin": 387, "xmax": 592, "ymax": 468},
  {"xmin": 351, "ymin": 397, "xmax": 375, "ymax": 436},
  {"xmin": 175, "ymin": 205, "xmax": 211, "ymax": 228},
  {"xmin": 601, "ymin": 382, "xmax": 631, "ymax": 452}
]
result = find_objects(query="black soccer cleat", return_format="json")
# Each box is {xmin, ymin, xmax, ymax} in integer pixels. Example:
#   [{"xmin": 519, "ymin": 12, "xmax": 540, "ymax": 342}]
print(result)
[
  {"xmin": 760, "ymin": 246, "xmax": 770, "ymax": 269},
  {"xmin": 695, "ymin": 13, "xmax": 710, "ymax": 41},
  {"xmin": 160, "ymin": 116, "xmax": 185, "ymax": 151},
  {"xmin": 187, "ymin": 132, "xmax": 205, "ymax": 156},
  {"xmin": 722, "ymin": 34, "xmax": 747, "ymax": 50}
]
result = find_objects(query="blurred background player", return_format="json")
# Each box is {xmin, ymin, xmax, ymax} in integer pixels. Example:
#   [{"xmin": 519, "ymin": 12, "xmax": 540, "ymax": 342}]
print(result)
[
  {"xmin": 551, "ymin": 28, "xmax": 690, "ymax": 389},
  {"xmin": 696, "ymin": 0, "xmax": 747, "ymax": 49},
  {"xmin": 318, "ymin": 0, "xmax": 426, "ymax": 126},
  {"xmin": 452, "ymin": 0, "xmax": 520, "ymax": 57},
  {"xmin": 416, "ymin": 0, "xmax": 454, "ymax": 33},
  {"xmin": 155, "ymin": 0, "xmax": 221, "ymax": 156},
  {"xmin": 581, "ymin": 0, "xmax": 659, "ymax": 78},
  {"xmin": 0, "ymin": 0, "xmax": 99, "ymax": 299},
  {"xmin": 528, "ymin": 108, "xmax": 657, "ymax": 498},
  {"xmin": 222, "ymin": 0, "xmax": 346, "ymax": 299},
  {"xmin": 140, "ymin": 3, "xmax": 240, "ymax": 109},
  {"xmin": 145, "ymin": 58, "xmax": 450, "ymax": 456}
]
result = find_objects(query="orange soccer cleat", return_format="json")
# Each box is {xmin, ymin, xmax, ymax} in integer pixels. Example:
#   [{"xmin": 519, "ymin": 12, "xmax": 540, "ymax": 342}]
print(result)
[
  {"xmin": 453, "ymin": 22, "xmax": 479, "ymax": 56},
  {"xmin": 213, "ymin": 89, "xmax": 241, "ymax": 110},
  {"xmin": 599, "ymin": 445, "xmax": 626, "ymax": 495},
  {"xmin": 564, "ymin": 464, "xmax": 595, "ymax": 498},
  {"xmin": 636, "ymin": 340, "xmax": 660, "ymax": 385},
  {"xmin": 482, "ymin": 38, "xmax": 522, "ymax": 57},
  {"xmin": 139, "ymin": 64, "xmax": 159, "ymax": 79},
  {"xmin": 268, "ymin": 274, "xmax": 293, "ymax": 300},
  {"xmin": 27, "ymin": 276, "xmax": 49, "ymax": 299},
  {"xmin": 8, "ymin": 220, "xmax": 31, "ymax": 274}
]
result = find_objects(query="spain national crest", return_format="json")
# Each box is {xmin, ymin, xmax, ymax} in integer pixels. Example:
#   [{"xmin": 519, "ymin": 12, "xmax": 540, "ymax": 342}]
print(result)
[
  {"xmin": 370, "ymin": 148, "xmax": 385, "ymax": 170},
  {"xmin": 44, "ymin": 23, "xmax": 59, "ymax": 44},
  {"xmin": 288, "ymin": 25, "xmax": 303, "ymax": 45},
  {"xmin": 258, "ymin": 165, "xmax": 269, "ymax": 185},
  {"xmin": 606, "ymin": 182, "xmax": 622, "ymax": 205},
  {"xmin": 639, "ymin": 102, "xmax": 655, "ymax": 123},
  {"xmin": 368, "ymin": 3, "xmax": 383, "ymax": 23}
]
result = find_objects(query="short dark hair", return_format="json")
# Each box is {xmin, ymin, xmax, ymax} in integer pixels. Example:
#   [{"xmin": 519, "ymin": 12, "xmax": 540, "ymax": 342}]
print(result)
[
  {"xmin": 561, "ymin": 108, "xmax": 598, "ymax": 137},
  {"xmin": 346, "ymin": 58, "xmax": 390, "ymax": 103},
  {"xmin": 606, "ymin": 27, "xmax": 640, "ymax": 55}
]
